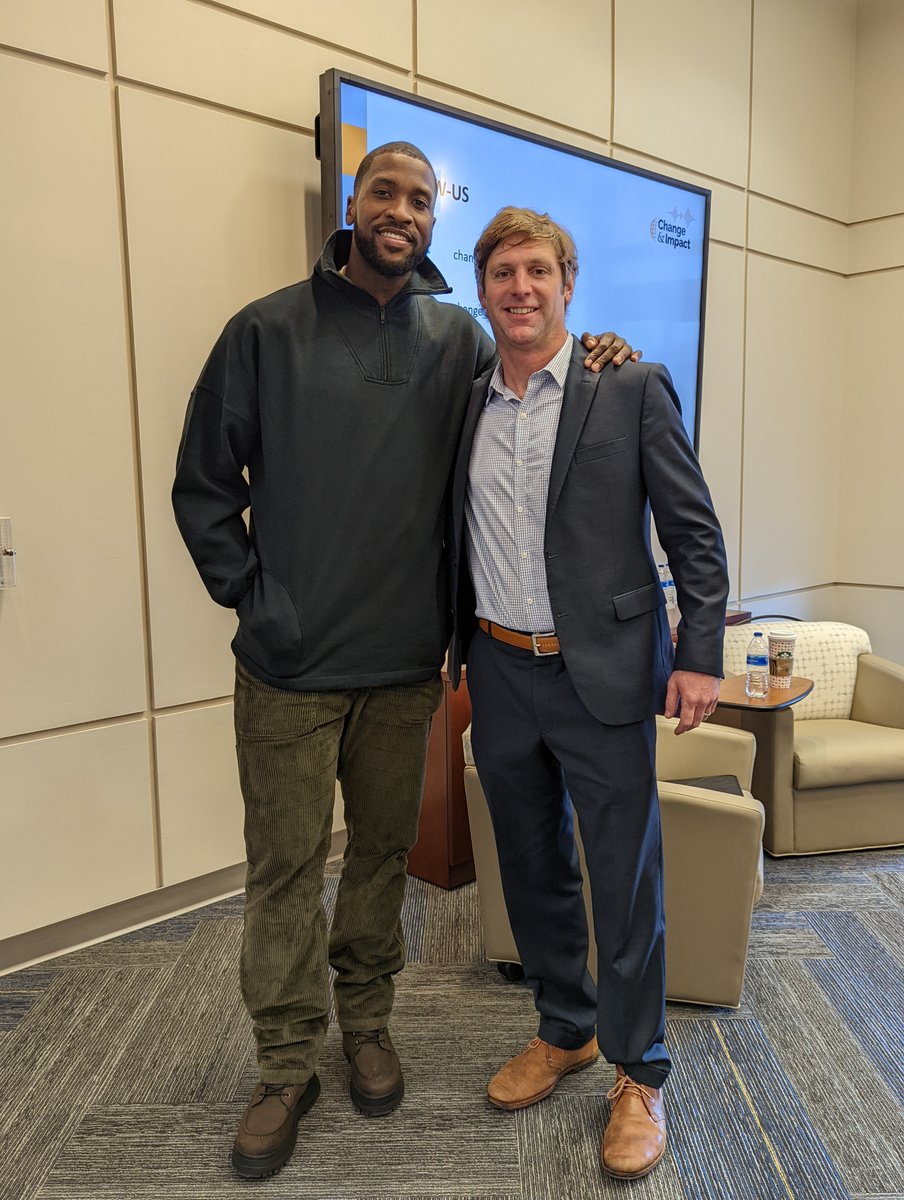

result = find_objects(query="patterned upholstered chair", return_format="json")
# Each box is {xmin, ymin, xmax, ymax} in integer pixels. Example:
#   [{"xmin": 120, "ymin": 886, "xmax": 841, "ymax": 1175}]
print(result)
[
  {"xmin": 714, "ymin": 621, "xmax": 904, "ymax": 856},
  {"xmin": 463, "ymin": 717, "xmax": 765, "ymax": 1008}
]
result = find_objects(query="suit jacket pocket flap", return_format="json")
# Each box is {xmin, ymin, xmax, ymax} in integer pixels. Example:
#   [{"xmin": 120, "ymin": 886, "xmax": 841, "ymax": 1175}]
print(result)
[
  {"xmin": 573, "ymin": 435, "xmax": 627, "ymax": 464},
  {"xmin": 612, "ymin": 581, "xmax": 663, "ymax": 621}
]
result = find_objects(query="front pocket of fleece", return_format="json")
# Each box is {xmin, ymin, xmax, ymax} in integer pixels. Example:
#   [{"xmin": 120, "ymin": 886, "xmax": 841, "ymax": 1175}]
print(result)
[{"xmin": 235, "ymin": 569, "xmax": 304, "ymax": 675}]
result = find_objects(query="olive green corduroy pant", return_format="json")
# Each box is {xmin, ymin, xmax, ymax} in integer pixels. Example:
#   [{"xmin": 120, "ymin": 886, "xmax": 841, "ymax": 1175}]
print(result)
[{"xmin": 233, "ymin": 661, "xmax": 443, "ymax": 1083}]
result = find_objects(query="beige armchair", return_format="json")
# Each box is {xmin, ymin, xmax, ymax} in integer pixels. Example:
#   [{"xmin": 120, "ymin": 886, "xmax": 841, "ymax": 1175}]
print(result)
[
  {"xmin": 714, "ymin": 621, "xmax": 904, "ymax": 856},
  {"xmin": 463, "ymin": 716, "xmax": 764, "ymax": 1009}
]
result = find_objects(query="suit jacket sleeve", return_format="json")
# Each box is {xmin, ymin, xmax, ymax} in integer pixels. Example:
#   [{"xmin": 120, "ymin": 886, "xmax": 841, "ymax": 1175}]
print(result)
[{"xmin": 639, "ymin": 364, "xmax": 728, "ymax": 677}]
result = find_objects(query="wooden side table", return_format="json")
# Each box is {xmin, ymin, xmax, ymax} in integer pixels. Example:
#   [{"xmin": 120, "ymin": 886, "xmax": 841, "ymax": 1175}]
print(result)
[
  {"xmin": 710, "ymin": 675, "xmax": 814, "ymax": 854},
  {"xmin": 716, "ymin": 674, "xmax": 814, "ymax": 710},
  {"xmin": 407, "ymin": 669, "xmax": 475, "ymax": 889}
]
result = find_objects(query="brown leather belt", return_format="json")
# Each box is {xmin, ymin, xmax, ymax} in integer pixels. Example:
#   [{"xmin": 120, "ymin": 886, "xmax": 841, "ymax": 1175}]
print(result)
[{"xmin": 478, "ymin": 618, "xmax": 561, "ymax": 656}]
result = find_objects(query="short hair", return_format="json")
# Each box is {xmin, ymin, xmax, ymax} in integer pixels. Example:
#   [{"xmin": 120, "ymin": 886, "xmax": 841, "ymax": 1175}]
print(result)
[
  {"xmin": 352, "ymin": 141, "xmax": 437, "ymax": 196},
  {"xmin": 473, "ymin": 206, "xmax": 579, "ymax": 293}
]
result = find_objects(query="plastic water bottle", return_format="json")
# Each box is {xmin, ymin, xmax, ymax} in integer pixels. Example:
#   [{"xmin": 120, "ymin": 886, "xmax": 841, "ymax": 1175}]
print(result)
[
  {"xmin": 745, "ymin": 631, "xmax": 768, "ymax": 698},
  {"xmin": 658, "ymin": 562, "xmax": 677, "ymax": 610}
]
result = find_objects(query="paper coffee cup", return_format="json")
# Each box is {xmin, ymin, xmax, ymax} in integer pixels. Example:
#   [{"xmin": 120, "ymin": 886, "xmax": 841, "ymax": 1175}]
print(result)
[{"xmin": 768, "ymin": 630, "xmax": 796, "ymax": 689}]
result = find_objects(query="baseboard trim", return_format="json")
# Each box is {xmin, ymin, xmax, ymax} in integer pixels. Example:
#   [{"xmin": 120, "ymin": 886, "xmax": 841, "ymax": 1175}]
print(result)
[{"xmin": 0, "ymin": 828, "xmax": 348, "ymax": 975}]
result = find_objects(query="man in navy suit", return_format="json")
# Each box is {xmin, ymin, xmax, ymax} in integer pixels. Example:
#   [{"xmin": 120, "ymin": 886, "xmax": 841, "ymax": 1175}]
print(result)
[{"xmin": 449, "ymin": 207, "xmax": 728, "ymax": 1179}]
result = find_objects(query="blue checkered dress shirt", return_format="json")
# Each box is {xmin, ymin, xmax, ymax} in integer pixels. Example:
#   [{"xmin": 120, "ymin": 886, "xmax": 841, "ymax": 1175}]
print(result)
[{"xmin": 465, "ymin": 335, "xmax": 574, "ymax": 634}]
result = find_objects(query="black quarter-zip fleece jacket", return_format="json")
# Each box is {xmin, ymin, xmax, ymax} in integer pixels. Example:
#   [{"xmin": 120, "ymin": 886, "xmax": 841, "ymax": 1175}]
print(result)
[{"xmin": 172, "ymin": 231, "xmax": 496, "ymax": 691}]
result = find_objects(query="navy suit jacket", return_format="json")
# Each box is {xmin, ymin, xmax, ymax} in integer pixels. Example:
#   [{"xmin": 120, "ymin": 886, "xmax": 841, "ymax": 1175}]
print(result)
[{"xmin": 448, "ymin": 339, "xmax": 729, "ymax": 726}]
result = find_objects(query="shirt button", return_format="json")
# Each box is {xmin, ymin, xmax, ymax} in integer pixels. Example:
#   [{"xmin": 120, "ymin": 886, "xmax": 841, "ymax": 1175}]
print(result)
[
  {"xmin": 517, "ymin": 505, "xmax": 524, "ymax": 513},
  {"xmin": 527, "ymin": 598, "xmax": 534, "ymax": 605},
  {"xmin": 516, "ymin": 459, "xmax": 523, "ymax": 466},
  {"xmin": 520, "ymin": 551, "xmax": 528, "ymax": 559},
  {"xmin": 519, "ymin": 412, "xmax": 527, "ymax": 420}
]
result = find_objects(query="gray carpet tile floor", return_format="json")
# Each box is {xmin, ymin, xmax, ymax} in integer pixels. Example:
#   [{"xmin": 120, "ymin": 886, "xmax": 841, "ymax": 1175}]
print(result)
[{"xmin": 0, "ymin": 848, "xmax": 902, "ymax": 1200}]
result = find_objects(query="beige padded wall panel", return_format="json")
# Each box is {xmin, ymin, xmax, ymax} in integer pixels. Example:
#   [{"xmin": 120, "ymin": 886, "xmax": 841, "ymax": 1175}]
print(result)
[
  {"xmin": 748, "ymin": 197, "xmax": 848, "ymax": 275},
  {"xmin": 750, "ymin": 0, "xmax": 856, "ymax": 221},
  {"xmin": 0, "ymin": 721, "xmax": 155, "ymax": 940},
  {"xmin": 213, "ymin": 0, "xmax": 412, "ymax": 69},
  {"xmin": 742, "ymin": 256, "xmax": 844, "ymax": 597},
  {"xmin": 0, "ymin": 0, "xmax": 108, "ymax": 70},
  {"xmin": 112, "ymin": 0, "xmax": 408, "ymax": 127},
  {"xmin": 838, "ymin": 272, "xmax": 904, "ymax": 588},
  {"xmin": 155, "ymin": 704, "xmax": 244, "ymax": 887},
  {"xmin": 0, "ymin": 56, "xmax": 146, "ymax": 738},
  {"xmin": 417, "ymin": 82, "xmax": 609, "ymax": 158},
  {"xmin": 614, "ymin": 0, "xmax": 750, "ymax": 186},
  {"xmin": 849, "ymin": 215, "xmax": 904, "ymax": 275},
  {"xmin": 736, "ymin": 587, "xmax": 836, "ymax": 622},
  {"xmin": 417, "ymin": 0, "xmax": 611, "ymax": 135},
  {"xmin": 697, "ymin": 243, "xmax": 745, "ymax": 601},
  {"xmin": 117, "ymin": 87, "xmax": 317, "ymax": 709},
  {"xmin": 156, "ymin": 704, "xmax": 346, "ymax": 887},
  {"xmin": 828, "ymin": 587, "xmax": 904, "ymax": 667},
  {"xmin": 851, "ymin": 0, "xmax": 904, "ymax": 222}
]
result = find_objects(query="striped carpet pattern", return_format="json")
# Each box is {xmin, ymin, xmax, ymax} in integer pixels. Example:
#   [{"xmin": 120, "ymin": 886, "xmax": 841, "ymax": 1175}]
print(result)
[{"xmin": 0, "ymin": 849, "xmax": 902, "ymax": 1200}]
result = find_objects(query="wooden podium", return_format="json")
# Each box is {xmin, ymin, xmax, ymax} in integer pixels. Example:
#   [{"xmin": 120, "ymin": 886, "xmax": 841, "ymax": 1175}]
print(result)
[{"xmin": 407, "ymin": 669, "xmax": 475, "ymax": 889}]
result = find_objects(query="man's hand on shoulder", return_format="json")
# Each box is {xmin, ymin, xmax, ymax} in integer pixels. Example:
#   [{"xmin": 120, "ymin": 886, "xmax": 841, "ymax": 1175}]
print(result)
[
  {"xmin": 580, "ymin": 332, "xmax": 643, "ymax": 372},
  {"xmin": 664, "ymin": 670, "xmax": 720, "ymax": 735}
]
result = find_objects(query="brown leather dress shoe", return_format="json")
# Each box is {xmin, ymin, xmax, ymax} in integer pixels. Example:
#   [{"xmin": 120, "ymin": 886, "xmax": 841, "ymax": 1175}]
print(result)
[
  {"xmin": 342, "ymin": 1028, "xmax": 404, "ymax": 1116},
  {"xmin": 231, "ymin": 1075, "xmax": 320, "ymax": 1179},
  {"xmin": 487, "ymin": 1035, "xmax": 599, "ymax": 1110},
  {"xmin": 601, "ymin": 1066, "xmax": 667, "ymax": 1179}
]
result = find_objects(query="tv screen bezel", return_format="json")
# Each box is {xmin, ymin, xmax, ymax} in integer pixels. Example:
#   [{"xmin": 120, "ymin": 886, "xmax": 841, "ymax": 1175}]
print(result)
[{"xmin": 316, "ymin": 68, "xmax": 710, "ymax": 453}]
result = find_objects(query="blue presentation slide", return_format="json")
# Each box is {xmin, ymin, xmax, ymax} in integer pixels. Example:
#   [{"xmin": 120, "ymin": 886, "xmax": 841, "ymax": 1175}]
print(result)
[{"xmin": 339, "ymin": 82, "xmax": 707, "ymax": 445}]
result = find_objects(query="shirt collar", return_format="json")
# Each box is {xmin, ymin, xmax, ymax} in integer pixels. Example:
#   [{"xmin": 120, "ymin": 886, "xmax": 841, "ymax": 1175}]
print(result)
[{"xmin": 486, "ymin": 334, "xmax": 574, "ymax": 405}]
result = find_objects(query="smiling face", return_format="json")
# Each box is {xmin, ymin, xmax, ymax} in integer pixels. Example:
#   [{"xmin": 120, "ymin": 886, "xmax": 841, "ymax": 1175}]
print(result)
[
  {"xmin": 344, "ymin": 151, "xmax": 437, "ymax": 295},
  {"xmin": 478, "ymin": 237, "xmax": 574, "ymax": 360}
]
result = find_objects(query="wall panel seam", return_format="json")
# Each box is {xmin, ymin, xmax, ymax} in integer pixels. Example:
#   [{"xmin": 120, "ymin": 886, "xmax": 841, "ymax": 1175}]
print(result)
[
  {"xmin": 0, "ymin": 42, "xmax": 107, "ymax": 78},
  {"xmin": 0, "ymin": 714, "xmax": 147, "ymax": 750},
  {"xmin": 849, "ymin": 212, "xmax": 904, "ymax": 228},
  {"xmin": 738, "ymin": 0, "xmax": 755, "ymax": 600},
  {"xmin": 833, "ymin": 582, "xmax": 904, "ymax": 592},
  {"xmin": 113, "ymin": 76, "xmax": 318, "ymax": 135},
  {"xmin": 186, "ymin": 0, "xmax": 414, "ymax": 74},
  {"xmin": 107, "ymin": 0, "xmax": 162, "ymax": 889},
  {"xmin": 747, "ymin": 189, "xmax": 850, "ymax": 227},
  {"xmin": 412, "ymin": 74, "xmax": 612, "ymax": 150},
  {"xmin": 609, "ymin": 142, "xmax": 747, "ymax": 193},
  {"xmin": 411, "ymin": 0, "xmax": 417, "ymax": 85},
  {"xmin": 153, "ymin": 697, "xmax": 235, "ymax": 718},
  {"xmin": 745, "ymin": 248, "xmax": 846, "ymax": 279},
  {"xmin": 610, "ymin": 0, "xmax": 616, "ymax": 148},
  {"xmin": 846, "ymin": 263, "xmax": 904, "ymax": 280}
]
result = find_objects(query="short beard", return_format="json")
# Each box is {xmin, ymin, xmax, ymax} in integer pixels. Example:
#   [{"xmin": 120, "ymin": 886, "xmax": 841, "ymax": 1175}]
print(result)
[{"xmin": 353, "ymin": 226, "xmax": 425, "ymax": 278}]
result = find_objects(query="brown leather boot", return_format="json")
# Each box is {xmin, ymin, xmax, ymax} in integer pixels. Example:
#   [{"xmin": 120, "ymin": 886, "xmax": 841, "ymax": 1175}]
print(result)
[
  {"xmin": 601, "ymin": 1066, "xmax": 667, "ymax": 1179},
  {"xmin": 342, "ymin": 1028, "xmax": 404, "ymax": 1116},
  {"xmin": 231, "ymin": 1075, "xmax": 320, "ymax": 1179},
  {"xmin": 487, "ymin": 1035, "xmax": 599, "ymax": 1110}
]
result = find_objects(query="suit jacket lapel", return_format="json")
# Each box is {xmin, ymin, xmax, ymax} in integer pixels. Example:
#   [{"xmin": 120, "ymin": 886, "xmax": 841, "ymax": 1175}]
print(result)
[{"xmin": 546, "ymin": 340, "xmax": 600, "ymax": 519}]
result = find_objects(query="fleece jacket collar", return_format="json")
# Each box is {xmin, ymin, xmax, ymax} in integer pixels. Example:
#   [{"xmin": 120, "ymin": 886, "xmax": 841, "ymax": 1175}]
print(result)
[{"xmin": 315, "ymin": 229, "xmax": 453, "ymax": 302}]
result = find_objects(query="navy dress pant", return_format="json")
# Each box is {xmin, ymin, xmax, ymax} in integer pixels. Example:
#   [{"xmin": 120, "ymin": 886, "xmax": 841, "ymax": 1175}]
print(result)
[{"xmin": 467, "ymin": 627, "xmax": 670, "ymax": 1089}]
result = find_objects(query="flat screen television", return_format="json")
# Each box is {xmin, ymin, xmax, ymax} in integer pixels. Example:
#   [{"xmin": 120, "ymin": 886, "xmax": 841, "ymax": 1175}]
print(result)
[{"xmin": 316, "ymin": 70, "xmax": 710, "ymax": 450}]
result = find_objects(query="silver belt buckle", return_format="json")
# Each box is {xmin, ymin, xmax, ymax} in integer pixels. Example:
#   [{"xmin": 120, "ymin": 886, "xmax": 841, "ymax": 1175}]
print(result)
[{"xmin": 531, "ymin": 631, "xmax": 558, "ymax": 657}]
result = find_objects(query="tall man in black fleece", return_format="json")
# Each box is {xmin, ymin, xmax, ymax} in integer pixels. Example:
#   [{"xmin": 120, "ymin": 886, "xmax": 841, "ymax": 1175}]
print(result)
[{"xmin": 172, "ymin": 142, "xmax": 634, "ymax": 1179}]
